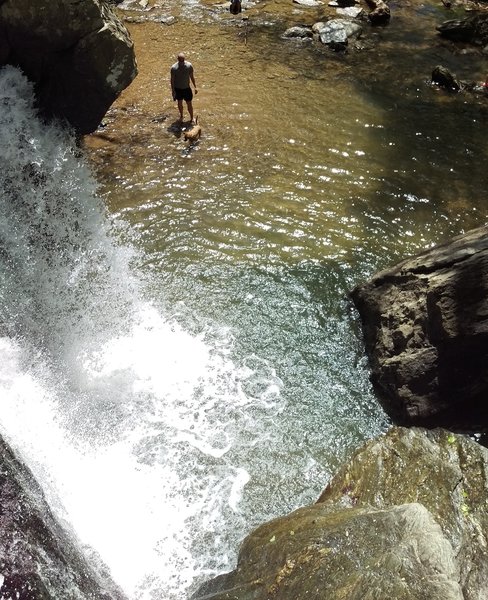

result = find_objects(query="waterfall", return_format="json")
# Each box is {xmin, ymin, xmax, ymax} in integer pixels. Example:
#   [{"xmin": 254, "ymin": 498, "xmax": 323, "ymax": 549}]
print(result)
[{"xmin": 0, "ymin": 66, "xmax": 284, "ymax": 599}]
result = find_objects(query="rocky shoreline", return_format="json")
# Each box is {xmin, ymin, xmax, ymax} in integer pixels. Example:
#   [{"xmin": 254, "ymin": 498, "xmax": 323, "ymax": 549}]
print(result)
[{"xmin": 113, "ymin": 0, "xmax": 488, "ymax": 94}]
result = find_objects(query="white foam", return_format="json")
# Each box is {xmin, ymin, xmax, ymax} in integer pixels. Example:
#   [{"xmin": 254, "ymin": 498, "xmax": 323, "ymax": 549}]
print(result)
[{"xmin": 0, "ymin": 311, "xmax": 282, "ymax": 598}]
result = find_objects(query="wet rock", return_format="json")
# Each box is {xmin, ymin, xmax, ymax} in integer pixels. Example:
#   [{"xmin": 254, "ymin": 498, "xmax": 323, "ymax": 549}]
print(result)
[
  {"xmin": 437, "ymin": 13, "xmax": 488, "ymax": 46},
  {"xmin": 431, "ymin": 65, "xmax": 488, "ymax": 96},
  {"xmin": 319, "ymin": 427, "xmax": 488, "ymax": 600},
  {"xmin": 0, "ymin": 434, "xmax": 127, "ymax": 599},
  {"xmin": 193, "ymin": 427, "xmax": 488, "ymax": 600},
  {"xmin": 351, "ymin": 225, "xmax": 488, "ymax": 432},
  {"xmin": 317, "ymin": 18, "xmax": 362, "ymax": 49},
  {"xmin": 0, "ymin": 0, "xmax": 137, "ymax": 134},
  {"xmin": 432, "ymin": 65, "xmax": 461, "ymax": 91},
  {"xmin": 366, "ymin": 0, "xmax": 391, "ymax": 24},
  {"xmin": 283, "ymin": 25, "xmax": 314, "ymax": 38},
  {"xmin": 336, "ymin": 6, "xmax": 364, "ymax": 18},
  {"xmin": 195, "ymin": 503, "xmax": 463, "ymax": 600},
  {"xmin": 293, "ymin": 0, "xmax": 323, "ymax": 5}
]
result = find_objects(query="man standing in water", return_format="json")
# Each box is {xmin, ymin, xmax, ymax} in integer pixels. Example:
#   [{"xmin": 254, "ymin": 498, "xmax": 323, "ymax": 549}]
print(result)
[{"xmin": 170, "ymin": 53, "xmax": 198, "ymax": 123}]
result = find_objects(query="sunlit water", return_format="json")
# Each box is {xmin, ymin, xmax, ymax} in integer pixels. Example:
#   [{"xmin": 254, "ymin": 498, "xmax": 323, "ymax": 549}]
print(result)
[{"xmin": 1, "ymin": 1, "xmax": 488, "ymax": 598}]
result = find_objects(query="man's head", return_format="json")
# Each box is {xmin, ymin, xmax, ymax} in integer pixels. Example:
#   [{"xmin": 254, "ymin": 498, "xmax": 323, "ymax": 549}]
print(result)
[{"xmin": 177, "ymin": 53, "xmax": 186, "ymax": 63}]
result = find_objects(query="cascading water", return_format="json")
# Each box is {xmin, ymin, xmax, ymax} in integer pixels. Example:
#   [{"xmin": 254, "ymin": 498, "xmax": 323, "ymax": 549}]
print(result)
[{"xmin": 0, "ymin": 66, "xmax": 288, "ymax": 599}]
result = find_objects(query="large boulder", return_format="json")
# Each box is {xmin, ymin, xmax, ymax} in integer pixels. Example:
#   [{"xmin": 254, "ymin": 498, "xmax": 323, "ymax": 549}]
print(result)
[
  {"xmin": 350, "ymin": 225, "xmax": 488, "ymax": 432},
  {"xmin": 195, "ymin": 502, "xmax": 463, "ymax": 600},
  {"xmin": 318, "ymin": 427, "xmax": 488, "ymax": 600},
  {"xmin": 192, "ymin": 428, "xmax": 488, "ymax": 600},
  {"xmin": 0, "ymin": 0, "xmax": 137, "ymax": 134},
  {"xmin": 0, "ymin": 434, "xmax": 127, "ymax": 599}
]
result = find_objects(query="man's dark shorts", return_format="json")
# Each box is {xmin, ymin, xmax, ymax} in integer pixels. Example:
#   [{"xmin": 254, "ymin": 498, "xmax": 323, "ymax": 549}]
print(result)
[{"xmin": 174, "ymin": 87, "xmax": 193, "ymax": 101}]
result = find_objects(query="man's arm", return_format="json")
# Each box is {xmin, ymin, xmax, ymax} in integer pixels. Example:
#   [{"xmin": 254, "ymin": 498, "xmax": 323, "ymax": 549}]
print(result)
[
  {"xmin": 170, "ymin": 68, "xmax": 175, "ymax": 99},
  {"xmin": 190, "ymin": 68, "xmax": 198, "ymax": 95}
]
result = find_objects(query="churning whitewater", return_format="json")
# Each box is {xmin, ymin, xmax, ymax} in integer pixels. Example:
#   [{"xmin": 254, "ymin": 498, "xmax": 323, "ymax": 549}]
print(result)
[{"xmin": 0, "ymin": 66, "xmax": 285, "ymax": 599}]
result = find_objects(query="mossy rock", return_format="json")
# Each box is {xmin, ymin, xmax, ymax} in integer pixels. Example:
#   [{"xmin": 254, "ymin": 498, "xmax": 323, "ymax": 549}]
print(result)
[{"xmin": 193, "ymin": 427, "xmax": 488, "ymax": 600}]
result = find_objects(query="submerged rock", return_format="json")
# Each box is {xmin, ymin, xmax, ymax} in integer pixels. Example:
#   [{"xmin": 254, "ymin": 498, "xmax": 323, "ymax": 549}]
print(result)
[
  {"xmin": 0, "ymin": 0, "xmax": 137, "ymax": 134},
  {"xmin": 437, "ymin": 13, "xmax": 488, "ymax": 47},
  {"xmin": 192, "ymin": 427, "xmax": 488, "ymax": 600},
  {"xmin": 432, "ymin": 65, "xmax": 461, "ymax": 91},
  {"xmin": 431, "ymin": 65, "xmax": 488, "ymax": 96},
  {"xmin": 351, "ymin": 225, "xmax": 488, "ymax": 432},
  {"xmin": 0, "ymin": 435, "xmax": 126, "ymax": 599}
]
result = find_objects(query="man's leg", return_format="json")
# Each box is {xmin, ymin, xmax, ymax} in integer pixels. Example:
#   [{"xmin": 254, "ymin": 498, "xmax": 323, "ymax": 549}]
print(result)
[
  {"xmin": 186, "ymin": 100, "xmax": 194, "ymax": 123},
  {"xmin": 177, "ymin": 99, "xmax": 184, "ymax": 120}
]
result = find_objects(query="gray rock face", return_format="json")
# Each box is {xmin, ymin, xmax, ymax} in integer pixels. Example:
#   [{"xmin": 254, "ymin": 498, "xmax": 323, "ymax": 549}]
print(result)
[
  {"xmin": 0, "ymin": 0, "xmax": 137, "ymax": 134},
  {"xmin": 351, "ymin": 225, "xmax": 488, "ymax": 432},
  {"xmin": 193, "ymin": 427, "xmax": 488, "ymax": 600},
  {"xmin": 0, "ymin": 435, "xmax": 127, "ymax": 599}
]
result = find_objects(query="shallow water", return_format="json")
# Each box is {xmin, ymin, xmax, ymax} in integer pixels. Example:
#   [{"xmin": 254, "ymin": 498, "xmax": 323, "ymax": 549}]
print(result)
[{"xmin": 1, "ymin": 1, "xmax": 487, "ymax": 599}]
